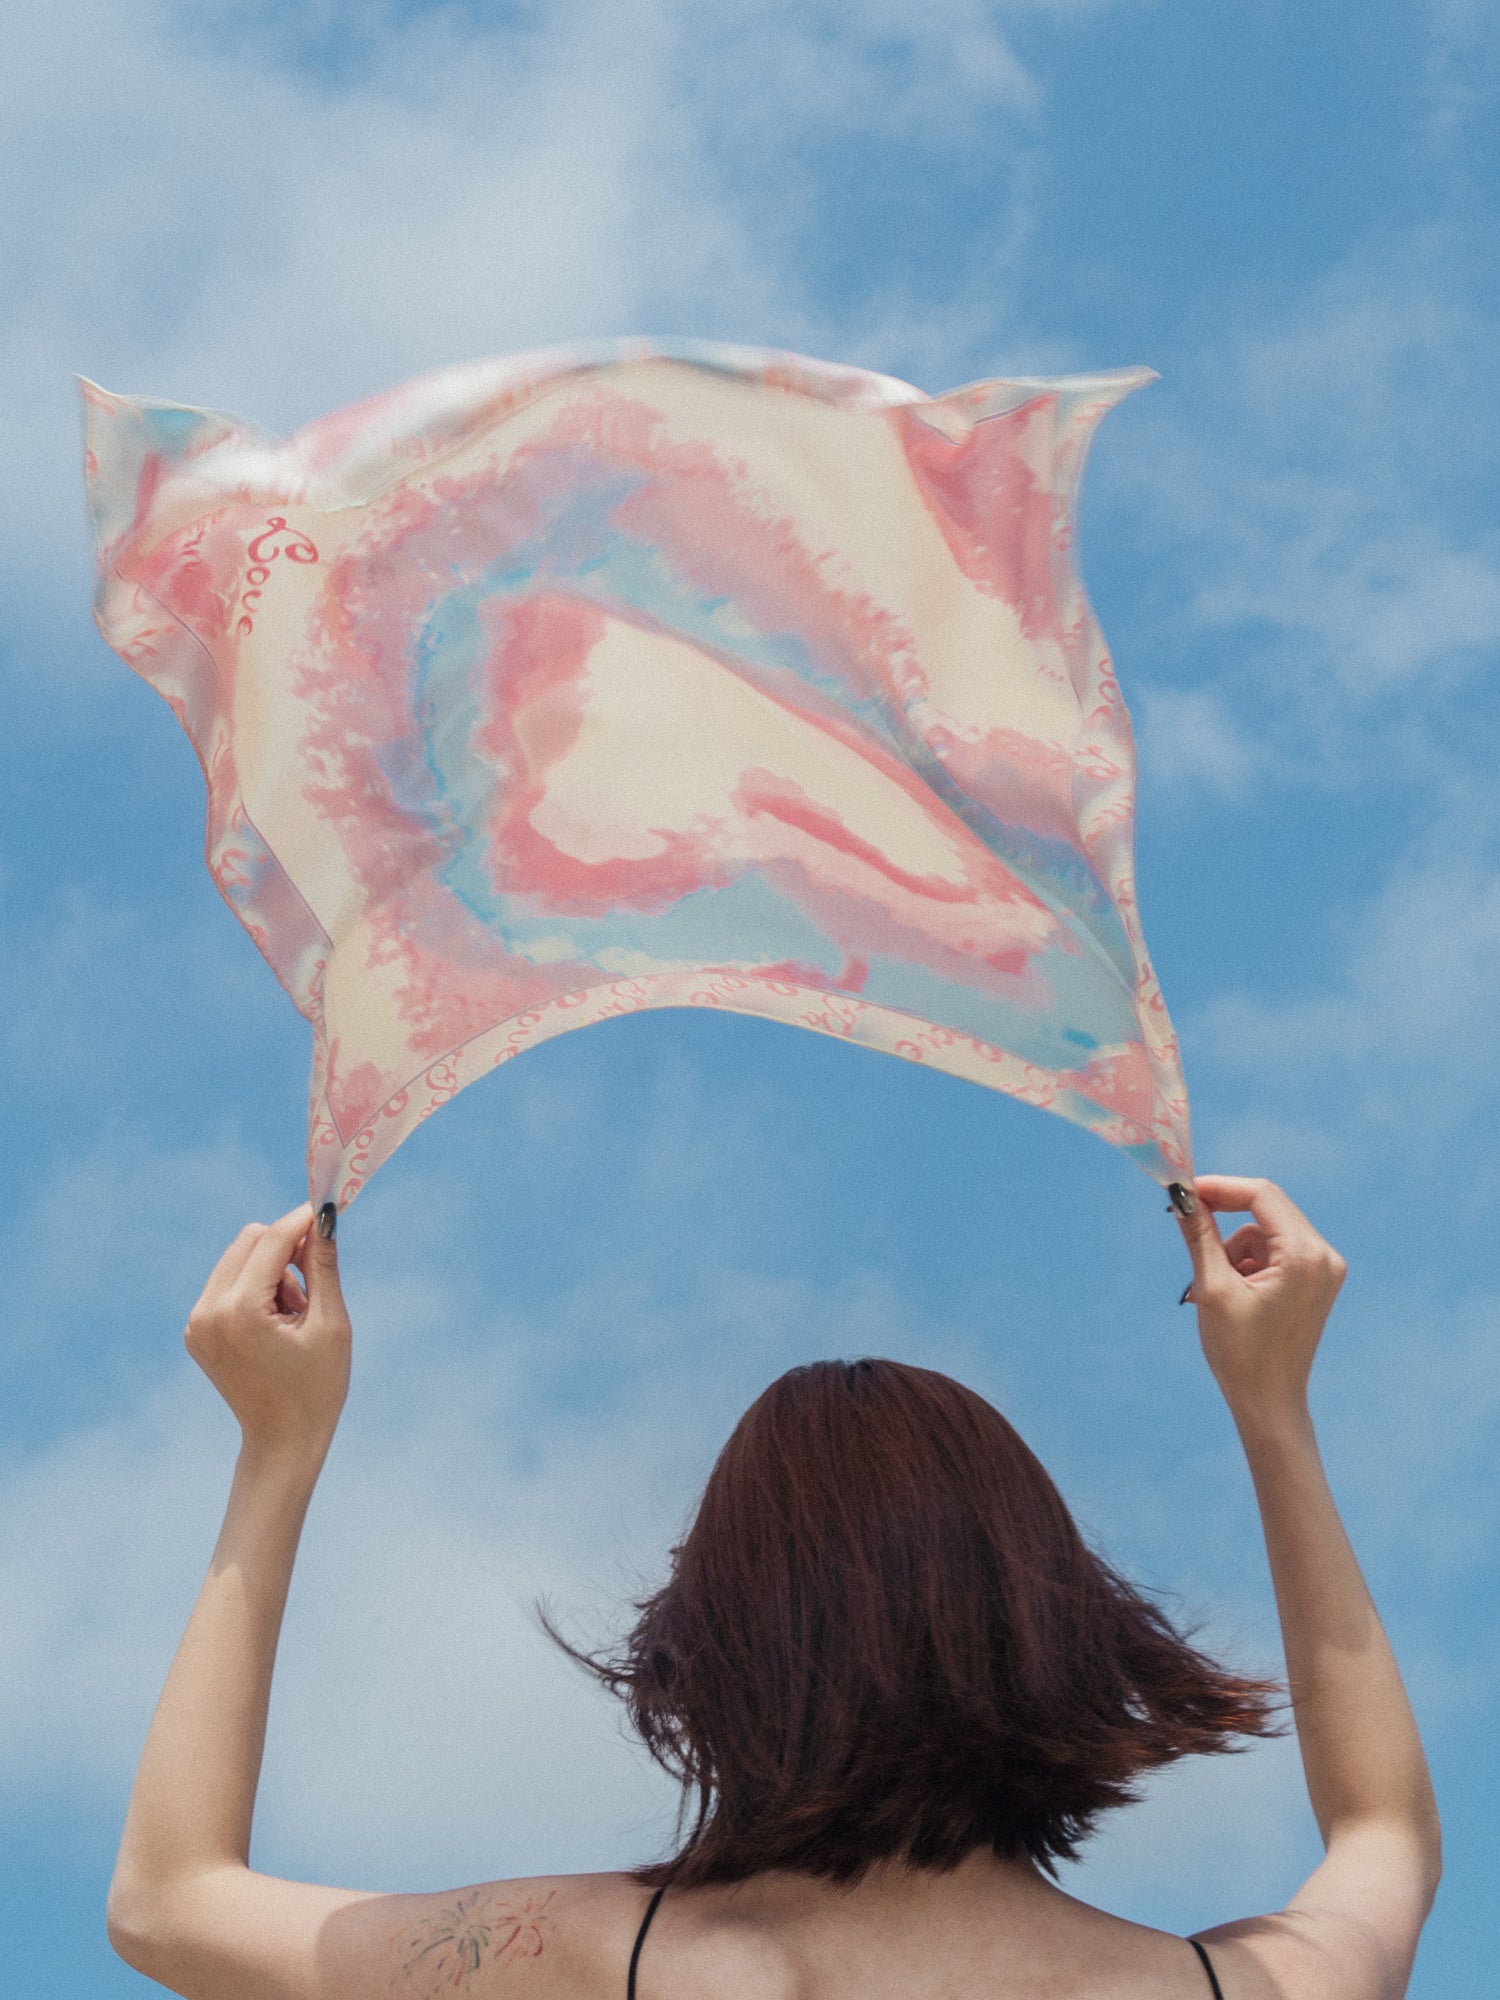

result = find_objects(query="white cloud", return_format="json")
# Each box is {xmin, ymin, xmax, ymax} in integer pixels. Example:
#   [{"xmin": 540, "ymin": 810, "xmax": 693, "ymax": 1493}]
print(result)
[
  {"xmin": 0, "ymin": 1267, "xmax": 656, "ymax": 1873},
  {"xmin": 1063, "ymin": 1735, "xmax": 1317, "ymax": 1932},
  {"xmin": 1316, "ymin": 1278, "xmax": 1500, "ymax": 1595},
  {"xmin": 1421, "ymin": 0, "xmax": 1500, "ymax": 166},
  {"xmin": 0, "ymin": 0, "xmax": 745, "ymax": 605},
  {"xmin": 1, "ymin": 0, "xmax": 1092, "ymax": 651},
  {"xmin": 1124, "ymin": 234, "xmax": 1500, "ymax": 789},
  {"xmin": 1195, "ymin": 523, "xmax": 1500, "ymax": 696},
  {"xmin": 1134, "ymin": 686, "xmax": 1263, "ymax": 799},
  {"xmin": 0, "ymin": 1375, "xmax": 235, "ymax": 1801},
  {"xmin": 671, "ymin": 0, "xmax": 1045, "ymax": 141},
  {"xmin": 1193, "ymin": 839, "xmax": 1500, "ymax": 1167},
  {"xmin": 0, "ymin": 880, "xmax": 283, "ymax": 1102},
  {"xmin": 1116, "ymin": 236, "xmax": 1500, "ymax": 1192},
  {"xmin": 0, "ymin": 1128, "xmax": 284, "ymax": 1366},
  {"xmin": 0, "ymin": 1125, "xmax": 955, "ymax": 1884}
]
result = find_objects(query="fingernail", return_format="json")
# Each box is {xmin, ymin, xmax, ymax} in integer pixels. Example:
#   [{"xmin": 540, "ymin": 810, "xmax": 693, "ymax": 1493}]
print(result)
[
  {"xmin": 1178, "ymin": 1282, "xmax": 1194, "ymax": 1305},
  {"xmin": 316, "ymin": 1202, "xmax": 338, "ymax": 1240},
  {"xmin": 1166, "ymin": 1182, "xmax": 1198, "ymax": 1217}
]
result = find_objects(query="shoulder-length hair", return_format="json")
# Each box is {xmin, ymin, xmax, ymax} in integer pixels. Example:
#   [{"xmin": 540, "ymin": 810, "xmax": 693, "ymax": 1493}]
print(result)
[{"xmin": 554, "ymin": 1358, "xmax": 1278, "ymax": 1885}]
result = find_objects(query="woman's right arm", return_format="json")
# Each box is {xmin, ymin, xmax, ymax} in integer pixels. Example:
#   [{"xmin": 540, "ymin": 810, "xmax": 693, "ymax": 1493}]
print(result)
[{"xmin": 1176, "ymin": 1176, "xmax": 1440, "ymax": 2000}]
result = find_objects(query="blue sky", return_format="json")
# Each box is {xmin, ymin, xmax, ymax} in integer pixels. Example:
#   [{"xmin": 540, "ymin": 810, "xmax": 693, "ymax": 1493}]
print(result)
[{"xmin": 2, "ymin": 0, "xmax": 1498, "ymax": 1991}]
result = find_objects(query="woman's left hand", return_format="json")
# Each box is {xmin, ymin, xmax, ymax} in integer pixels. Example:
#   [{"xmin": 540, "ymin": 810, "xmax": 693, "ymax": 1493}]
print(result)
[{"xmin": 185, "ymin": 1204, "xmax": 350, "ymax": 1458}]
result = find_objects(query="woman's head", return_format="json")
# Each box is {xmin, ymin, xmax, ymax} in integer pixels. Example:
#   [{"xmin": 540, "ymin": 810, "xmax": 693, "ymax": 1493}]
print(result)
[{"xmin": 563, "ymin": 1358, "xmax": 1277, "ymax": 1885}]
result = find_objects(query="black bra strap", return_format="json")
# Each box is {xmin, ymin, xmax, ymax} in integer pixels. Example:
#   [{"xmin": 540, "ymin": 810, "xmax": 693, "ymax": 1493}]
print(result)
[
  {"xmin": 630, "ymin": 1890, "xmax": 1217, "ymax": 2000},
  {"xmin": 1188, "ymin": 1937, "xmax": 1225, "ymax": 2000},
  {"xmin": 627, "ymin": 1887, "xmax": 667, "ymax": 2000}
]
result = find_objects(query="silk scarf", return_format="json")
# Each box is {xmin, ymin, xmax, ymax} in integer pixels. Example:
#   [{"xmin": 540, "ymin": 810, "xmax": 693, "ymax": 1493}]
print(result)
[{"xmin": 82, "ymin": 342, "xmax": 1191, "ymax": 1206}]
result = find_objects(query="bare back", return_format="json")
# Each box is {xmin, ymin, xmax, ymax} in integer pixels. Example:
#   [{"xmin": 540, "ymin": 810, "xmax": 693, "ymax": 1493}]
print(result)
[
  {"xmin": 619, "ymin": 1860, "xmax": 1236, "ymax": 2000},
  {"xmin": 299, "ymin": 1854, "xmax": 1320, "ymax": 2000}
]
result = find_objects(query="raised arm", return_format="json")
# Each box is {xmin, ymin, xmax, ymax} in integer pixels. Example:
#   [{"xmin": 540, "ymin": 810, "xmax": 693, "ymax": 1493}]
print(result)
[
  {"xmin": 106, "ymin": 1204, "xmax": 640, "ymax": 2000},
  {"xmin": 1177, "ymin": 1177, "xmax": 1440, "ymax": 2000},
  {"xmin": 104, "ymin": 1202, "xmax": 367, "ymax": 1993}
]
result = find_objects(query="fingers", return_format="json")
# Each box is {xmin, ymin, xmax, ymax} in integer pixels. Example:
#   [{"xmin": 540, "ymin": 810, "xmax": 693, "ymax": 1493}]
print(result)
[
  {"xmin": 275, "ymin": 1270, "xmax": 309, "ymax": 1318},
  {"xmin": 1186, "ymin": 1176, "xmax": 1346, "ymax": 1293},
  {"xmin": 196, "ymin": 1202, "xmax": 343, "ymax": 1337},
  {"xmin": 240, "ymin": 1203, "xmax": 316, "ymax": 1304},
  {"xmin": 1192, "ymin": 1174, "xmax": 1320, "ymax": 1247},
  {"xmin": 1221, "ymin": 1222, "xmax": 1269, "ymax": 1274},
  {"xmin": 200, "ymin": 1222, "xmax": 269, "ymax": 1303},
  {"xmin": 298, "ymin": 1206, "xmax": 344, "ymax": 1313},
  {"xmin": 1174, "ymin": 1189, "xmax": 1230, "ymax": 1297}
]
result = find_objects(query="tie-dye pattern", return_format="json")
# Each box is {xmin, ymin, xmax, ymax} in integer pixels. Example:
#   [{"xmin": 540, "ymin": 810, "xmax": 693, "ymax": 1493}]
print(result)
[{"xmin": 80, "ymin": 342, "xmax": 1190, "ymax": 1206}]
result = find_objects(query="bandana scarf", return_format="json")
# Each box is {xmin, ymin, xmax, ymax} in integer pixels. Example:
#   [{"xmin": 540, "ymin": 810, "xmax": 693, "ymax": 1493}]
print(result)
[{"xmin": 82, "ymin": 343, "xmax": 1191, "ymax": 1207}]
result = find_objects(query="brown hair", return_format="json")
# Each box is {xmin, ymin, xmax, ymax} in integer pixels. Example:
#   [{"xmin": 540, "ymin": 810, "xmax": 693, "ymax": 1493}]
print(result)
[{"xmin": 555, "ymin": 1358, "xmax": 1278, "ymax": 1884}]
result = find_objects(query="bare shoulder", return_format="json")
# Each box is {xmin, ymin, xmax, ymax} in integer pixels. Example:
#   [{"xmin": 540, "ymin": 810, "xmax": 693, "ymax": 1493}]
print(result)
[
  {"xmin": 310, "ymin": 1868, "xmax": 653, "ymax": 1999},
  {"xmin": 1194, "ymin": 1821, "xmax": 1439, "ymax": 2000},
  {"xmin": 1200, "ymin": 1912, "xmax": 1400, "ymax": 2000},
  {"xmin": 1195, "ymin": 1905, "xmax": 1416, "ymax": 2000}
]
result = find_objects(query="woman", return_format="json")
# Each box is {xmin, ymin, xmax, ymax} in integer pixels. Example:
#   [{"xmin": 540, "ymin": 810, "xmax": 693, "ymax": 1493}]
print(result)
[{"xmin": 107, "ymin": 1176, "xmax": 1440, "ymax": 1999}]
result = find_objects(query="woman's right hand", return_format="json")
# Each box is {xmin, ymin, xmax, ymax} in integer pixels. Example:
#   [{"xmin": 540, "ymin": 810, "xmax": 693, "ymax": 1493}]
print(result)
[{"xmin": 1175, "ymin": 1175, "xmax": 1347, "ymax": 1427}]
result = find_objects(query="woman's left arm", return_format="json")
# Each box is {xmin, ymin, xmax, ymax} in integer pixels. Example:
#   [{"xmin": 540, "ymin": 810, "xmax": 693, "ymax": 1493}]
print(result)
[{"xmin": 105, "ymin": 1202, "xmax": 373, "ymax": 1992}]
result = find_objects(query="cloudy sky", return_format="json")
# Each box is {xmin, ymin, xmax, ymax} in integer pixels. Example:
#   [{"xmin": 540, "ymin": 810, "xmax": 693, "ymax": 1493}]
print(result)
[{"xmin": 3, "ymin": 1, "xmax": 1498, "ymax": 1991}]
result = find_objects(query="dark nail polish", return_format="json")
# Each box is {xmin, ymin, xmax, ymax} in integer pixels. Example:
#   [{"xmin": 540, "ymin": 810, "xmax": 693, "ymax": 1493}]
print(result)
[
  {"xmin": 1166, "ymin": 1182, "xmax": 1198, "ymax": 1217},
  {"xmin": 316, "ymin": 1202, "xmax": 338, "ymax": 1240},
  {"xmin": 1179, "ymin": 1282, "xmax": 1194, "ymax": 1305}
]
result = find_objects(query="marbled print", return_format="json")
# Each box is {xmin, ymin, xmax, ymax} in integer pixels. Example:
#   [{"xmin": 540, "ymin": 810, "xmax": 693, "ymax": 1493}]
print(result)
[{"xmin": 81, "ymin": 342, "xmax": 1190, "ymax": 1205}]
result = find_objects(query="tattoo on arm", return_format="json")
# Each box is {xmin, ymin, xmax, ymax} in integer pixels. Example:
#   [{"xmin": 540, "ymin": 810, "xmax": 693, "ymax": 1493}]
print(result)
[{"xmin": 391, "ymin": 1888, "xmax": 556, "ymax": 1992}]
